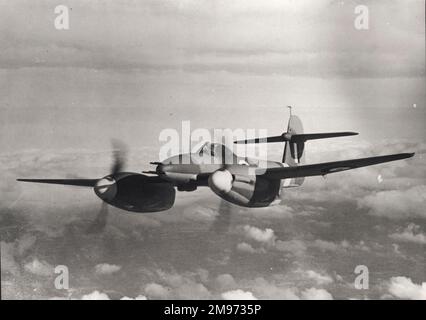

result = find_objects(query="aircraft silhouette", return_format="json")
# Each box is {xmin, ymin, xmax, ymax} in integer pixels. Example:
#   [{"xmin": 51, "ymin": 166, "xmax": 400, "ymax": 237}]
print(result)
[{"xmin": 18, "ymin": 109, "xmax": 414, "ymax": 230}]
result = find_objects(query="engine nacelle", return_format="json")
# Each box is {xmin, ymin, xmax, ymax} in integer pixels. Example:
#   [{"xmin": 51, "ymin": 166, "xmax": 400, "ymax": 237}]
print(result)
[
  {"xmin": 94, "ymin": 173, "xmax": 175, "ymax": 212},
  {"xmin": 208, "ymin": 168, "xmax": 281, "ymax": 207}
]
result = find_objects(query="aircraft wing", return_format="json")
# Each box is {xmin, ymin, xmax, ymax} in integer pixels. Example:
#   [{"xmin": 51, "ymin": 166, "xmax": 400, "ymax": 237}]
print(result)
[
  {"xmin": 17, "ymin": 179, "xmax": 98, "ymax": 187},
  {"xmin": 258, "ymin": 153, "xmax": 414, "ymax": 179},
  {"xmin": 17, "ymin": 175, "xmax": 173, "ymax": 186}
]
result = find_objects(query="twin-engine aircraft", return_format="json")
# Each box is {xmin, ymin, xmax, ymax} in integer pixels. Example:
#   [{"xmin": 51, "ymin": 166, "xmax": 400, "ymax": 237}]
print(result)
[{"xmin": 18, "ymin": 110, "xmax": 414, "ymax": 219}]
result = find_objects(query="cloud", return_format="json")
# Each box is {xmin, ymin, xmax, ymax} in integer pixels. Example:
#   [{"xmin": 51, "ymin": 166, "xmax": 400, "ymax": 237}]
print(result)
[
  {"xmin": 358, "ymin": 185, "xmax": 426, "ymax": 219},
  {"xmin": 248, "ymin": 277, "xmax": 300, "ymax": 300},
  {"xmin": 2, "ymin": 130, "xmax": 425, "ymax": 300},
  {"xmin": 95, "ymin": 263, "xmax": 122, "ymax": 275},
  {"xmin": 311, "ymin": 239, "xmax": 340, "ymax": 252},
  {"xmin": 182, "ymin": 205, "xmax": 218, "ymax": 222},
  {"xmin": 240, "ymin": 225, "xmax": 276, "ymax": 245},
  {"xmin": 24, "ymin": 258, "xmax": 53, "ymax": 277},
  {"xmin": 222, "ymin": 289, "xmax": 258, "ymax": 300},
  {"xmin": 216, "ymin": 274, "xmax": 237, "ymax": 290},
  {"xmin": 1, "ymin": 232, "xmax": 41, "ymax": 277},
  {"xmin": 230, "ymin": 272, "xmax": 336, "ymax": 300},
  {"xmin": 53, "ymin": 291, "xmax": 148, "ymax": 300},
  {"xmin": 1, "ymin": 241, "xmax": 20, "ymax": 276},
  {"xmin": 239, "ymin": 205, "xmax": 294, "ymax": 219},
  {"xmin": 120, "ymin": 295, "xmax": 147, "ymax": 300},
  {"xmin": 152, "ymin": 270, "xmax": 212, "ymax": 299},
  {"xmin": 16, "ymin": 235, "xmax": 37, "ymax": 256},
  {"xmin": 311, "ymin": 239, "xmax": 370, "ymax": 253},
  {"xmin": 275, "ymin": 239, "xmax": 307, "ymax": 256},
  {"xmin": 81, "ymin": 290, "xmax": 111, "ymax": 300},
  {"xmin": 303, "ymin": 270, "xmax": 334, "ymax": 285},
  {"xmin": 144, "ymin": 271, "xmax": 212, "ymax": 300},
  {"xmin": 144, "ymin": 283, "xmax": 171, "ymax": 299},
  {"xmin": 389, "ymin": 223, "xmax": 426, "ymax": 244},
  {"xmin": 388, "ymin": 277, "xmax": 426, "ymax": 300},
  {"xmin": 236, "ymin": 242, "xmax": 266, "ymax": 254},
  {"xmin": 286, "ymin": 140, "xmax": 424, "ymax": 207},
  {"xmin": 301, "ymin": 288, "xmax": 333, "ymax": 300}
]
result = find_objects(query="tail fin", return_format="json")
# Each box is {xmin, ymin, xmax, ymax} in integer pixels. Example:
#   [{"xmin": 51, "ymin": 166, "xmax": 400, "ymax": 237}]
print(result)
[
  {"xmin": 283, "ymin": 114, "xmax": 304, "ymax": 165},
  {"xmin": 279, "ymin": 112, "xmax": 304, "ymax": 187}
]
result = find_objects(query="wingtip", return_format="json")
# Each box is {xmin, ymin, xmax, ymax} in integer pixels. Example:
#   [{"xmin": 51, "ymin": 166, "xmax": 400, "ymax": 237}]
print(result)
[{"xmin": 397, "ymin": 152, "xmax": 415, "ymax": 159}]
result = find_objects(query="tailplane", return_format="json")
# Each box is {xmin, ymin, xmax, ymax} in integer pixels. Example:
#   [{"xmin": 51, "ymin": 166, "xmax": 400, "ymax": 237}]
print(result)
[{"xmin": 233, "ymin": 107, "xmax": 359, "ymax": 186}]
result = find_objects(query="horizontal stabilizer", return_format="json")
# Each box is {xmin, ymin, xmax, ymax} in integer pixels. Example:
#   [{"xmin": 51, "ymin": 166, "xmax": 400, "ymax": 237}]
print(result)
[
  {"xmin": 291, "ymin": 132, "xmax": 358, "ymax": 141},
  {"xmin": 17, "ymin": 179, "xmax": 98, "ymax": 187},
  {"xmin": 258, "ymin": 153, "xmax": 414, "ymax": 179},
  {"xmin": 234, "ymin": 135, "xmax": 284, "ymax": 144},
  {"xmin": 234, "ymin": 132, "xmax": 358, "ymax": 144}
]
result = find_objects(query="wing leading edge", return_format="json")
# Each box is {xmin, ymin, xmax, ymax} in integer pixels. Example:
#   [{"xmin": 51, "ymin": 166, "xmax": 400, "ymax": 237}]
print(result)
[
  {"xmin": 17, "ymin": 175, "xmax": 171, "ymax": 187},
  {"xmin": 16, "ymin": 179, "xmax": 98, "ymax": 187},
  {"xmin": 258, "ymin": 153, "xmax": 414, "ymax": 179}
]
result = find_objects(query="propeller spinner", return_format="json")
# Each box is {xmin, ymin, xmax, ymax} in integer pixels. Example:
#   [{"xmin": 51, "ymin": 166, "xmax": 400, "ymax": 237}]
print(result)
[{"xmin": 87, "ymin": 140, "xmax": 127, "ymax": 233}]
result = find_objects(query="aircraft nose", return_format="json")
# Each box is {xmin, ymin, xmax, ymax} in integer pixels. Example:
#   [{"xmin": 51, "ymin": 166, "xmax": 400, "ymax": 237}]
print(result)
[
  {"xmin": 156, "ymin": 164, "xmax": 165, "ymax": 174},
  {"xmin": 156, "ymin": 163, "xmax": 173, "ymax": 174}
]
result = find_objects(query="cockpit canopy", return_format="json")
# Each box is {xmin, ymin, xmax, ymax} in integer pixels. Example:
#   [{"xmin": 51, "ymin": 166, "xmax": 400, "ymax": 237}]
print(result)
[
  {"xmin": 197, "ymin": 142, "xmax": 229, "ymax": 156},
  {"xmin": 161, "ymin": 142, "xmax": 239, "ymax": 166},
  {"xmin": 196, "ymin": 142, "xmax": 237, "ymax": 164}
]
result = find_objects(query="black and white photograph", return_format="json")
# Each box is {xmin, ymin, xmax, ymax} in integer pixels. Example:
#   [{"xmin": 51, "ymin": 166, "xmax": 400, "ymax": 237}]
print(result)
[{"xmin": 0, "ymin": 0, "xmax": 425, "ymax": 305}]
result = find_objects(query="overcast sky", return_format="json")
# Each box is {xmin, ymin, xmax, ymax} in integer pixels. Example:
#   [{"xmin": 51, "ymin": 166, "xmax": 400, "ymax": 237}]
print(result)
[
  {"xmin": 1, "ymin": 0, "xmax": 425, "ymax": 300},
  {"xmin": 0, "ymin": 0, "xmax": 424, "ymax": 152}
]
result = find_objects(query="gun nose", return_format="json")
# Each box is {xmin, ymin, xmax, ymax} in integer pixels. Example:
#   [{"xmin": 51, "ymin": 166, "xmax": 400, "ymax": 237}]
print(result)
[
  {"xmin": 156, "ymin": 164, "xmax": 163, "ymax": 174},
  {"xmin": 157, "ymin": 163, "xmax": 171, "ymax": 175}
]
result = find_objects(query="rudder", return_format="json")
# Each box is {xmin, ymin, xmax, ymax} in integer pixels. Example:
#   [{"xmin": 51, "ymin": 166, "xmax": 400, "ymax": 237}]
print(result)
[
  {"xmin": 282, "ymin": 114, "xmax": 305, "ymax": 187},
  {"xmin": 283, "ymin": 115, "xmax": 305, "ymax": 166}
]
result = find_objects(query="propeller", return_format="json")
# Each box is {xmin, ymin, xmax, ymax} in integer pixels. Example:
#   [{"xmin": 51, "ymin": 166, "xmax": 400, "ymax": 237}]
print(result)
[
  {"xmin": 87, "ymin": 140, "xmax": 128, "ymax": 234},
  {"xmin": 110, "ymin": 139, "xmax": 128, "ymax": 175},
  {"xmin": 86, "ymin": 202, "xmax": 109, "ymax": 234},
  {"xmin": 210, "ymin": 200, "xmax": 232, "ymax": 234},
  {"xmin": 209, "ymin": 134, "xmax": 235, "ymax": 234}
]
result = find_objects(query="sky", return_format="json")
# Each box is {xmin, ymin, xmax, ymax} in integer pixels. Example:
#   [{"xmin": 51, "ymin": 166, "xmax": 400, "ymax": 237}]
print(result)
[{"xmin": 1, "ymin": 0, "xmax": 425, "ymax": 300}]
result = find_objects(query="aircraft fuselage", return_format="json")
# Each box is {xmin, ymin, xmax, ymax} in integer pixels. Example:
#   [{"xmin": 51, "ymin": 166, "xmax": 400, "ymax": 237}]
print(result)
[{"xmin": 155, "ymin": 146, "xmax": 287, "ymax": 207}]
